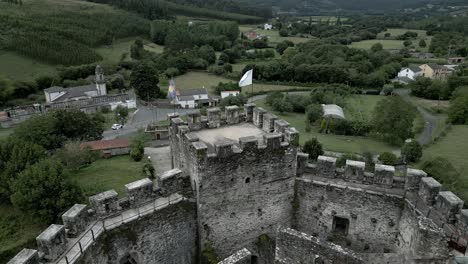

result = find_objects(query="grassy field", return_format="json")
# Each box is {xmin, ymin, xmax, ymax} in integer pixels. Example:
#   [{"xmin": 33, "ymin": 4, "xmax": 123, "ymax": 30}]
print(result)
[
  {"xmin": 350, "ymin": 39, "xmax": 404, "ymax": 50},
  {"xmin": 256, "ymin": 98, "xmax": 395, "ymax": 154},
  {"xmin": 171, "ymin": 71, "xmax": 311, "ymax": 95},
  {"xmin": 417, "ymin": 125, "xmax": 468, "ymax": 200},
  {"xmin": 0, "ymin": 204, "xmax": 46, "ymax": 262},
  {"xmin": 239, "ymin": 25, "xmax": 313, "ymax": 44},
  {"xmin": 344, "ymin": 95, "xmax": 384, "ymax": 121},
  {"xmin": 0, "ymin": 51, "xmax": 58, "ymax": 81},
  {"xmin": 376, "ymin": 28, "xmax": 428, "ymax": 39},
  {"xmin": 95, "ymin": 38, "xmax": 164, "ymax": 65},
  {"xmin": 72, "ymin": 155, "xmax": 145, "ymax": 198},
  {"xmin": 351, "ymin": 28, "xmax": 431, "ymax": 51},
  {"xmin": 419, "ymin": 125, "xmax": 468, "ymax": 175},
  {"xmin": 0, "ymin": 127, "xmax": 13, "ymax": 139}
]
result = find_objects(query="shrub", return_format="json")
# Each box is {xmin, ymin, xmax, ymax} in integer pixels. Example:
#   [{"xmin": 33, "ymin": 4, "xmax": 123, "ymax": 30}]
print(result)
[
  {"xmin": 165, "ymin": 67, "xmax": 181, "ymax": 78},
  {"xmin": 302, "ymin": 138, "xmax": 324, "ymax": 160},
  {"xmin": 401, "ymin": 140, "xmax": 422, "ymax": 163},
  {"xmin": 10, "ymin": 159, "xmax": 84, "ymax": 223},
  {"xmin": 378, "ymin": 152, "xmax": 398, "ymax": 165},
  {"xmin": 306, "ymin": 104, "xmax": 323, "ymax": 124},
  {"xmin": 130, "ymin": 140, "xmax": 144, "ymax": 162},
  {"xmin": 56, "ymin": 142, "xmax": 98, "ymax": 171}
]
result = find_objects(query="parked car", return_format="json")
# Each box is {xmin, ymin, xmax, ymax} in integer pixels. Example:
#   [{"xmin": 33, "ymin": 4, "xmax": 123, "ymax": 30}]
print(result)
[{"xmin": 111, "ymin": 124, "xmax": 123, "ymax": 130}]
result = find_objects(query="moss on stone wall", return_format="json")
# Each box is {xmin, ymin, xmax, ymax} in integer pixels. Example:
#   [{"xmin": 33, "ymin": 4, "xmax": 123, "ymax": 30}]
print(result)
[{"xmin": 201, "ymin": 242, "xmax": 219, "ymax": 264}]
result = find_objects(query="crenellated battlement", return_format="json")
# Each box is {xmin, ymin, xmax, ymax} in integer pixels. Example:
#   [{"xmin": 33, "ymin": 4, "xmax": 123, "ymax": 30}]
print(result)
[
  {"xmin": 8, "ymin": 166, "xmax": 191, "ymax": 264},
  {"xmin": 169, "ymin": 104, "xmax": 299, "ymax": 165},
  {"xmin": 297, "ymin": 154, "xmax": 468, "ymax": 254}
]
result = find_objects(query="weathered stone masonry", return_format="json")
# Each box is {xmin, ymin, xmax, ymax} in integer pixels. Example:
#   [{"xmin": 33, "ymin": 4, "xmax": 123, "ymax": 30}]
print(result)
[{"xmin": 9, "ymin": 104, "xmax": 468, "ymax": 264}]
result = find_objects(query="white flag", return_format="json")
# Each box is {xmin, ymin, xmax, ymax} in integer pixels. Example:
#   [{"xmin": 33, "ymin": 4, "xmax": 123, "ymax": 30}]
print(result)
[{"xmin": 239, "ymin": 69, "xmax": 253, "ymax": 87}]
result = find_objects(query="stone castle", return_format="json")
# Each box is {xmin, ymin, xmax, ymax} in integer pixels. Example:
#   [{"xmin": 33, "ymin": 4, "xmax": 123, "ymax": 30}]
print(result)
[{"xmin": 8, "ymin": 104, "xmax": 468, "ymax": 264}]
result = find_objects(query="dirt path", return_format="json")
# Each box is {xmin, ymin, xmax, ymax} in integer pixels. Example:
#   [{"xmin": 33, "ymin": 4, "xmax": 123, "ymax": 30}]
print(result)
[{"xmin": 394, "ymin": 89, "xmax": 437, "ymax": 145}]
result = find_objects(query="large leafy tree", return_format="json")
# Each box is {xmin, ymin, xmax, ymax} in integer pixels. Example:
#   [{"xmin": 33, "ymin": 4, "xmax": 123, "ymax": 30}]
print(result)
[
  {"xmin": 10, "ymin": 159, "xmax": 84, "ymax": 223},
  {"xmin": 130, "ymin": 63, "xmax": 161, "ymax": 100},
  {"xmin": 14, "ymin": 110, "xmax": 104, "ymax": 150},
  {"xmin": 448, "ymin": 95, "xmax": 468, "ymax": 125},
  {"xmin": 0, "ymin": 139, "xmax": 46, "ymax": 201},
  {"xmin": 372, "ymin": 96, "xmax": 416, "ymax": 145}
]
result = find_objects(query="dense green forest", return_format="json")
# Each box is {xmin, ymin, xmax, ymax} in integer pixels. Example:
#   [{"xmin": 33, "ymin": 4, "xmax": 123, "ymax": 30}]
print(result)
[
  {"xmin": 0, "ymin": 0, "xmax": 149, "ymax": 66},
  {"xmin": 85, "ymin": 0, "xmax": 264, "ymax": 23}
]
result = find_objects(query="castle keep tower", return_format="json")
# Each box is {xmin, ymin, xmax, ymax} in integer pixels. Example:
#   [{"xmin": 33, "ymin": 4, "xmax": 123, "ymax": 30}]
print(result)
[{"xmin": 94, "ymin": 65, "xmax": 106, "ymax": 96}]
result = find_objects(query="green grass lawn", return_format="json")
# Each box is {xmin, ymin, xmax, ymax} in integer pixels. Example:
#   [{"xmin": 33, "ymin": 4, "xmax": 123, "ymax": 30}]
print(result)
[
  {"xmin": 0, "ymin": 127, "xmax": 14, "ymax": 139},
  {"xmin": 0, "ymin": 204, "xmax": 46, "ymax": 262},
  {"xmin": 0, "ymin": 51, "xmax": 58, "ymax": 81},
  {"xmin": 350, "ymin": 39, "xmax": 404, "ymax": 50},
  {"xmin": 344, "ymin": 95, "xmax": 384, "ymax": 121},
  {"xmin": 71, "ymin": 155, "xmax": 145, "ymax": 198},
  {"xmin": 256, "ymin": 98, "xmax": 395, "ymax": 154},
  {"xmin": 170, "ymin": 71, "xmax": 310, "ymax": 95},
  {"xmin": 377, "ymin": 28, "xmax": 428, "ymax": 39},
  {"xmin": 417, "ymin": 125, "xmax": 468, "ymax": 200},
  {"xmin": 418, "ymin": 125, "xmax": 468, "ymax": 175},
  {"xmin": 95, "ymin": 38, "xmax": 163, "ymax": 65}
]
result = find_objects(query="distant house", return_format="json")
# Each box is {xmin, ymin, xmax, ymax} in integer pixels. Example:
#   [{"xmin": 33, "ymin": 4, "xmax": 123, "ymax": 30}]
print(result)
[
  {"xmin": 448, "ymin": 57, "xmax": 465, "ymax": 64},
  {"xmin": 175, "ymin": 88, "xmax": 218, "ymax": 109},
  {"xmin": 245, "ymin": 30, "xmax": 260, "ymax": 40},
  {"xmin": 44, "ymin": 65, "xmax": 107, "ymax": 103},
  {"xmin": 397, "ymin": 66, "xmax": 423, "ymax": 80},
  {"xmin": 81, "ymin": 138, "xmax": 130, "ymax": 158},
  {"xmin": 221, "ymin": 91, "xmax": 240, "ymax": 99},
  {"xmin": 264, "ymin": 24, "xmax": 273, "ymax": 30},
  {"xmin": 410, "ymin": 52, "xmax": 434, "ymax": 59},
  {"xmin": 420, "ymin": 64, "xmax": 453, "ymax": 80}
]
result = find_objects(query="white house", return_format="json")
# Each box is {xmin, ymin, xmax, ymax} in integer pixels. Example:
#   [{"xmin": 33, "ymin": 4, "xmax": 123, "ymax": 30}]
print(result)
[
  {"xmin": 264, "ymin": 24, "xmax": 273, "ymax": 30},
  {"xmin": 175, "ymin": 88, "xmax": 217, "ymax": 109},
  {"xmin": 397, "ymin": 66, "xmax": 423, "ymax": 80},
  {"xmin": 44, "ymin": 65, "xmax": 107, "ymax": 103},
  {"xmin": 221, "ymin": 91, "xmax": 240, "ymax": 99}
]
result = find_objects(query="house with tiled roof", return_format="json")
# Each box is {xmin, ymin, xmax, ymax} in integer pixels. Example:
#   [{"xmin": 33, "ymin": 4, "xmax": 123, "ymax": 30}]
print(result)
[
  {"xmin": 44, "ymin": 65, "xmax": 107, "ymax": 103},
  {"xmin": 175, "ymin": 88, "xmax": 218, "ymax": 109},
  {"xmin": 80, "ymin": 138, "xmax": 130, "ymax": 158},
  {"xmin": 397, "ymin": 66, "xmax": 423, "ymax": 80},
  {"xmin": 420, "ymin": 64, "xmax": 454, "ymax": 80}
]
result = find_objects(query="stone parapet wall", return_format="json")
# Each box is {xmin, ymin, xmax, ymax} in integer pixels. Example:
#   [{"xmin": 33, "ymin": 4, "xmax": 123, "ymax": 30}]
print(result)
[{"xmin": 8, "ymin": 164, "xmax": 193, "ymax": 264}]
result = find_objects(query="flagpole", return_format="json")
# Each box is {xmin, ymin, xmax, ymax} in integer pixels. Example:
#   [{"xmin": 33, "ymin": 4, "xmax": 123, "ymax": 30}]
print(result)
[{"xmin": 251, "ymin": 83, "xmax": 253, "ymax": 103}]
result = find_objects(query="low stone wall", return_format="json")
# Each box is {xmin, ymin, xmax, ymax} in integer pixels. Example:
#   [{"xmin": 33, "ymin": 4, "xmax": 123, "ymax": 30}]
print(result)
[
  {"xmin": 79, "ymin": 200, "xmax": 197, "ymax": 264},
  {"xmin": 275, "ymin": 227, "xmax": 363, "ymax": 264}
]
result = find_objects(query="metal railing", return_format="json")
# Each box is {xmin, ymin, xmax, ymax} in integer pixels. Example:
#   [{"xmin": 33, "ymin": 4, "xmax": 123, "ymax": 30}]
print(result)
[{"xmin": 56, "ymin": 195, "xmax": 183, "ymax": 264}]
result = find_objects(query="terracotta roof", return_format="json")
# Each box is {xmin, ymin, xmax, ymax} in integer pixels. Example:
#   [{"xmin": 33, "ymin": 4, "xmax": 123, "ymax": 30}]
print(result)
[{"xmin": 81, "ymin": 138, "xmax": 130, "ymax": 151}]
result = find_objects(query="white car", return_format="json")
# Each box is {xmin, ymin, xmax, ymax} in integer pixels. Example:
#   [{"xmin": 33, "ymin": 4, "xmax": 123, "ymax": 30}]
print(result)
[{"xmin": 111, "ymin": 124, "xmax": 123, "ymax": 130}]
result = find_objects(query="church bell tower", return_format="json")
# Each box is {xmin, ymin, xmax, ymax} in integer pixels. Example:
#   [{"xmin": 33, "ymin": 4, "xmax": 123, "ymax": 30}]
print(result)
[{"xmin": 95, "ymin": 65, "xmax": 107, "ymax": 96}]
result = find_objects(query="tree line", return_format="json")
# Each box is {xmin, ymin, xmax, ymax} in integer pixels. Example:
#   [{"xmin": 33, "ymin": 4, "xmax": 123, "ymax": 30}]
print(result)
[
  {"xmin": 86, "ymin": 0, "xmax": 264, "ymax": 23},
  {"xmin": 0, "ymin": 1, "xmax": 149, "ymax": 65},
  {"xmin": 242, "ymin": 40, "xmax": 403, "ymax": 88}
]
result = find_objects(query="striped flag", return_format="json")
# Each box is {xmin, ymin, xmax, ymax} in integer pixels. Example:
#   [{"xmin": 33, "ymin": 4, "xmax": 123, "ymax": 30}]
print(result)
[{"xmin": 168, "ymin": 79, "xmax": 176, "ymax": 99}]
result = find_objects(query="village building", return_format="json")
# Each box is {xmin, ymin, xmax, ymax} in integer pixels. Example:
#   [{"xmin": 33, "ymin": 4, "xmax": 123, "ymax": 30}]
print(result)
[
  {"xmin": 174, "ymin": 88, "xmax": 218, "ymax": 109},
  {"xmin": 410, "ymin": 52, "xmax": 435, "ymax": 59},
  {"xmin": 397, "ymin": 66, "xmax": 423, "ymax": 80},
  {"xmin": 420, "ymin": 63, "xmax": 454, "ymax": 80},
  {"xmin": 44, "ymin": 65, "xmax": 107, "ymax": 103},
  {"xmin": 264, "ymin": 24, "xmax": 273, "ymax": 30},
  {"xmin": 80, "ymin": 138, "xmax": 130, "ymax": 158},
  {"xmin": 448, "ymin": 57, "xmax": 466, "ymax": 64},
  {"xmin": 221, "ymin": 91, "xmax": 240, "ymax": 99}
]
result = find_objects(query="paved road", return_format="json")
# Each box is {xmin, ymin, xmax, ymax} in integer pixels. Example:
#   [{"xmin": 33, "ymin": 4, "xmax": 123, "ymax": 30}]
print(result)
[
  {"xmin": 102, "ymin": 107, "xmax": 193, "ymax": 140},
  {"xmin": 394, "ymin": 89, "xmax": 437, "ymax": 145}
]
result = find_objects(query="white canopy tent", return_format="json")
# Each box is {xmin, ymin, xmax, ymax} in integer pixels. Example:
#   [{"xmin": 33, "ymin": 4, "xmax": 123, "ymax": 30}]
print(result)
[{"xmin": 322, "ymin": 104, "xmax": 345, "ymax": 120}]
